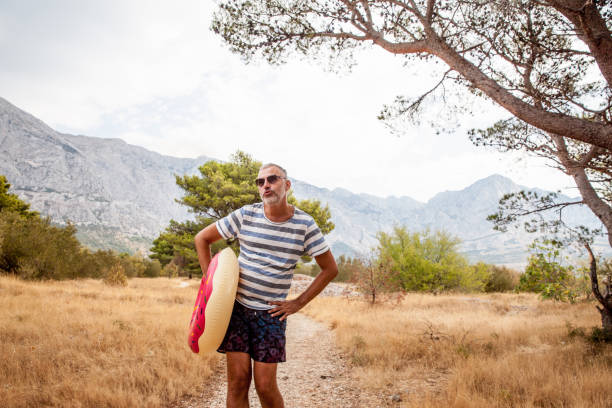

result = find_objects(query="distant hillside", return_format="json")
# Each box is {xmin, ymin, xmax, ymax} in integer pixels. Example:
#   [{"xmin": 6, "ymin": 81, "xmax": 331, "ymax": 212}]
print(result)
[
  {"xmin": 290, "ymin": 176, "xmax": 600, "ymax": 267},
  {"xmin": 0, "ymin": 96, "xmax": 607, "ymax": 264},
  {"xmin": 0, "ymin": 96, "xmax": 209, "ymax": 252}
]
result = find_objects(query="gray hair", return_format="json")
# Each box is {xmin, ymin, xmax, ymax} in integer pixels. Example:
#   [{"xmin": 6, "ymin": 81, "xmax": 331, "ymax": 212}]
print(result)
[{"xmin": 260, "ymin": 163, "xmax": 287, "ymax": 178}]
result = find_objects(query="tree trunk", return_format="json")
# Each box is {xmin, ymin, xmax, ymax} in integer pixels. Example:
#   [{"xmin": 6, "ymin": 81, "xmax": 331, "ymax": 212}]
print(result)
[
  {"xmin": 551, "ymin": 0, "xmax": 612, "ymax": 87},
  {"xmin": 551, "ymin": 135, "xmax": 612, "ymax": 247},
  {"xmin": 601, "ymin": 308, "xmax": 612, "ymax": 333},
  {"xmin": 584, "ymin": 244, "xmax": 612, "ymax": 332}
]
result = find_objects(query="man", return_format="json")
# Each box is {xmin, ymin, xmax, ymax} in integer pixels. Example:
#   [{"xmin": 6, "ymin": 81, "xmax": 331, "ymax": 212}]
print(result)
[{"xmin": 194, "ymin": 163, "xmax": 338, "ymax": 408}]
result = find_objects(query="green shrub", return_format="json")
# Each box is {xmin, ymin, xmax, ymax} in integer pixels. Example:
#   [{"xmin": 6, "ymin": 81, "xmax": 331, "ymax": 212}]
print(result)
[
  {"xmin": 518, "ymin": 240, "xmax": 578, "ymax": 302},
  {"xmin": 375, "ymin": 227, "xmax": 486, "ymax": 292},
  {"xmin": 477, "ymin": 263, "xmax": 520, "ymax": 292},
  {"xmin": 118, "ymin": 253, "xmax": 147, "ymax": 278},
  {"xmin": 335, "ymin": 255, "xmax": 367, "ymax": 282},
  {"xmin": 143, "ymin": 259, "xmax": 162, "ymax": 277},
  {"xmin": 0, "ymin": 212, "xmax": 87, "ymax": 279}
]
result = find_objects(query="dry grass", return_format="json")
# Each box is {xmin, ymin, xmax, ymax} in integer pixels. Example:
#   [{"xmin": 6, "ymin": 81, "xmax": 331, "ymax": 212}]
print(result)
[
  {"xmin": 302, "ymin": 292, "xmax": 612, "ymax": 407},
  {"xmin": 0, "ymin": 275, "xmax": 219, "ymax": 407}
]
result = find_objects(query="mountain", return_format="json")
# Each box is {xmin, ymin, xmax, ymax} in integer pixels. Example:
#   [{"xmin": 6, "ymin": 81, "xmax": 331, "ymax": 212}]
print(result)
[
  {"xmin": 0, "ymin": 97, "xmax": 210, "ymax": 252},
  {"xmin": 293, "ymin": 174, "xmax": 606, "ymax": 266},
  {"xmin": 0, "ymin": 97, "xmax": 607, "ymax": 264}
]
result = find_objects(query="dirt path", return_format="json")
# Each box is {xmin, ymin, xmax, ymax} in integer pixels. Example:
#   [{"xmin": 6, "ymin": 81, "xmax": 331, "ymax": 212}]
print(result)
[{"xmin": 179, "ymin": 312, "xmax": 384, "ymax": 407}]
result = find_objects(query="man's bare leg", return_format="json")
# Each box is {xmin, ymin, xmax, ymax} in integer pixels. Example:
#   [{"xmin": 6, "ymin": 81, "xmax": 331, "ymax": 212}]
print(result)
[
  {"xmin": 226, "ymin": 352, "xmax": 252, "ymax": 408},
  {"xmin": 253, "ymin": 361, "xmax": 284, "ymax": 408}
]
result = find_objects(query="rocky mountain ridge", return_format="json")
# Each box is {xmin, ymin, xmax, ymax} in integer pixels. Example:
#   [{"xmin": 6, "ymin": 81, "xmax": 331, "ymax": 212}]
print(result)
[
  {"xmin": 0, "ymin": 97, "xmax": 606, "ymax": 264},
  {"xmin": 0, "ymin": 96, "xmax": 208, "ymax": 252}
]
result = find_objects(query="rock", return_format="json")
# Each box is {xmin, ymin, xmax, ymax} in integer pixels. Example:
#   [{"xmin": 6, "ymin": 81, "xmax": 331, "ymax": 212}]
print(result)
[{"xmin": 391, "ymin": 394, "xmax": 402, "ymax": 402}]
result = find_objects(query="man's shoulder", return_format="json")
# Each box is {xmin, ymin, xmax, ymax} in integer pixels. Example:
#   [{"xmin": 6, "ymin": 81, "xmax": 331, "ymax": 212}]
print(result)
[
  {"xmin": 293, "ymin": 206, "xmax": 316, "ymax": 226},
  {"xmin": 239, "ymin": 202, "xmax": 264, "ymax": 213}
]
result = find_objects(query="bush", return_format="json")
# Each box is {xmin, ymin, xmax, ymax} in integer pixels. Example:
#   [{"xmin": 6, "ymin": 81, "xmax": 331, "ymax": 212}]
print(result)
[
  {"xmin": 103, "ymin": 263, "xmax": 128, "ymax": 287},
  {"xmin": 118, "ymin": 253, "xmax": 147, "ymax": 278},
  {"xmin": 0, "ymin": 209, "xmax": 164, "ymax": 281},
  {"xmin": 0, "ymin": 183, "xmax": 166, "ymax": 282},
  {"xmin": 375, "ymin": 227, "xmax": 486, "ymax": 293},
  {"xmin": 161, "ymin": 262, "xmax": 180, "ymax": 278},
  {"xmin": 143, "ymin": 259, "xmax": 162, "ymax": 277},
  {"xmin": 518, "ymin": 240, "xmax": 579, "ymax": 302},
  {"xmin": 0, "ymin": 212, "xmax": 88, "ymax": 279},
  {"xmin": 335, "ymin": 255, "xmax": 366, "ymax": 282},
  {"xmin": 475, "ymin": 263, "xmax": 520, "ymax": 292}
]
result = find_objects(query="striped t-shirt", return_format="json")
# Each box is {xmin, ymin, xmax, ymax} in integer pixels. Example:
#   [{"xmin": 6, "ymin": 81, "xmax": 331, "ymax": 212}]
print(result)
[{"xmin": 215, "ymin": 202, "xmax": 329, "ymax": 310}]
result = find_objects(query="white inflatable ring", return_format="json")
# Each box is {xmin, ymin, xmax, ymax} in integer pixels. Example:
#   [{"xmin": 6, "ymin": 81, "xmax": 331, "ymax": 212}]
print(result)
[{"xmin": 188, "ymin": 247, "xmax": 239, "ymax": 354}]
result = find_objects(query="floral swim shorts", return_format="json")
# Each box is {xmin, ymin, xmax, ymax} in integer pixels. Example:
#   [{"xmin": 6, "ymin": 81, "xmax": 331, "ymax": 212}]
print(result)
[{"xmin": 217, "ymin": 301, "xmax": 287, "ymax": 363}]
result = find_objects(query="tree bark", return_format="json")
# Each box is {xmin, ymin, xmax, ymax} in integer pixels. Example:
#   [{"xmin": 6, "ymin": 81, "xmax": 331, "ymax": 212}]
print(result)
[
  {"xmin": 584, "ymin": 243, "xmax": 612, "ymax": 332},
  {"xmin": 550, "ymin": 134, "xmax": 612, "ymax": 247},
  {"xmin": 550, "ymin": 0, "xmax": 612, "ymax": 86}
]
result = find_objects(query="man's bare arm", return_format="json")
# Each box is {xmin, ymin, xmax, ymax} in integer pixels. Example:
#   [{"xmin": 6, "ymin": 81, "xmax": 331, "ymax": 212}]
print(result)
[
  {"xmin": 194, "ymin": 223, "xmax": 223, "ymax": 275},
  {"xmin": 268, "ymin": 250, "xmax": 338, "ymax": 321}
]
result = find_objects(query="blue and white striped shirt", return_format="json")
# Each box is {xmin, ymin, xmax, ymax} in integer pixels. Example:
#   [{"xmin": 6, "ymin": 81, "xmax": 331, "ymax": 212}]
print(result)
[{"xmin": 215, "ymin": 203, "xmax": 329, "ymax": 310}]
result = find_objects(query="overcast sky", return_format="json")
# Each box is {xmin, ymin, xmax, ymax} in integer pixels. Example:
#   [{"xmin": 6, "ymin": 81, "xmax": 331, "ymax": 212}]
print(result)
[{"xmin": 0, "ymin": 1, "xmax": 578, "ymax": 202}]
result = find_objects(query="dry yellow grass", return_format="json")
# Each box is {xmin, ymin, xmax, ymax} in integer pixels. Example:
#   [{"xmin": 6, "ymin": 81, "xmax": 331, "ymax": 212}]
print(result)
[
  {"xmin": 0, "ymin": 275, "xmax": 219, "ymax": 407},
  {"xmin": 302, "ymin": 292, "xmax": 612, "ymax": 407}
]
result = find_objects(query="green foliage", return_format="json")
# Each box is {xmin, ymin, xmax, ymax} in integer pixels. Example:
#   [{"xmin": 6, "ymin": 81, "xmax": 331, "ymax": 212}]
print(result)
[
  {"xmin": 0, "ymin": 186, "xmax": 160, "ymax": 281},
  {"xmin": 175, "ymin": 150, "xmax": 260, "ymax": 218},
  {"xmin": 375, "ymin": 227, "xmax": 483, "ymax": 293},
  {"xmin": 143, "ymin": 259, "xmax": 162, "ymax": 278},
  {"xmin": 150, "ymin": 217, "xmax": 230, "ymax": 276},
  {"xmin": 295, "ymin": 261, "xmax": 320, "ymax": 278},
  {"xmin": 518, "ymin": 240, "xmax": 582, "ymax": 302},
  {"xmin": 152, "ymin": 150, "xmax": 334, "ymax": 276},
  {"xmin": 472, "ymin": 262, "xmax": 520, "ymax": 293},
  {"xmin": 0, "ymin": 175, "xmax": 38, "ymax": 218},
  {"xmin": 287, "ymin": 196, "xmax": 335, "ymax": 235},
  {"xmin": 335, "ymin": 255, "xmax": 366, "ymax": 282},
  {"xmin": 296, "ymin": 255, "xmax": 363, "ymax": 282},
  {"xmin": 0, "ymin": 211, "xmax": 87, "ymax": 279}
]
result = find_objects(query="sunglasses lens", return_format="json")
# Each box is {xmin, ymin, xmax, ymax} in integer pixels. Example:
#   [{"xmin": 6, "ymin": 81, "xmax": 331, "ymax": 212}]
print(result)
[{"xmin": 255, "ymin": 175, "xmax": 282, "ymax": 187}]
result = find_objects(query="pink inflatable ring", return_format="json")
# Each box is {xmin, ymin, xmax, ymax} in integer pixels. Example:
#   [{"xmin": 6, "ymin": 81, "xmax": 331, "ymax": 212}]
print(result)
[{"xmin": 188, "ymin": 247, "xmax": 239, "ymax": 354}]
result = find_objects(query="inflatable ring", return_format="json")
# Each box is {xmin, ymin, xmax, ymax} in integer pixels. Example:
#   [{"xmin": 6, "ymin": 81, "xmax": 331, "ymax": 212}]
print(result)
[{"xmin": 188, "ymin": 247, "xmax": 239, "ymax": 354}]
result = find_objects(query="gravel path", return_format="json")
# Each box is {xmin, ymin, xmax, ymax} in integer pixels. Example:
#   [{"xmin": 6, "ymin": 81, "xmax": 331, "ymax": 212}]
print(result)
[
  {"xmin": 177, "ymin": 275, "xmax": 384, "ymax": 407},
  {"xmin": 179, "ymin": 312, "xmax": 383, "ymax": 407}
]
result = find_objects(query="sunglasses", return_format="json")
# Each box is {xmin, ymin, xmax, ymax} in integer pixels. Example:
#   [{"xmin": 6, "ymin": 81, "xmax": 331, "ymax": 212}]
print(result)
[{"xmin": 255, "ymin": 175, "xmax": 285, "ymax": 187}]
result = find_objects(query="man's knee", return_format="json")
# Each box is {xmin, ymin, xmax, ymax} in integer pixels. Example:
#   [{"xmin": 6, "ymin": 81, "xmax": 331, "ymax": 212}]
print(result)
[
  {"xmin": 228, "ymin": 373, "xmax": 251, "ymax": 393},
  {"xmin": 254, "ymin": 372, "xmax": 278, "ymax": 396},
  {"xmin": 227, "ymin": 353, "xmax": 252, "ymax": 394}
]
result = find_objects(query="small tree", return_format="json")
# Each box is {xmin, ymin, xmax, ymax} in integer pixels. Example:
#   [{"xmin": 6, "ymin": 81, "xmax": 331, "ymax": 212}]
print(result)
[
  {"xmin": 518, "ymin": 239, "xmax": 579, "ymax": 302},
  {"xmin": 353, "ymin": 258, "xmax": 394, "ymax": 304},
  {"xmin": 0, "ymin": 175, "xmax": 38, "ymax": 218}
]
